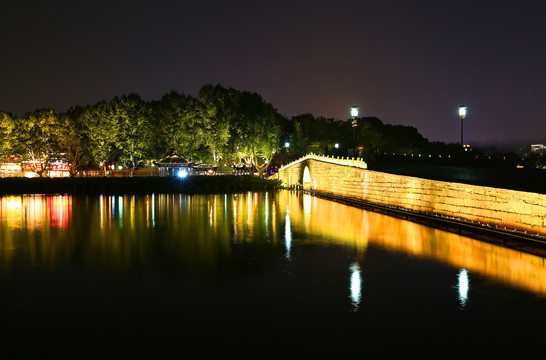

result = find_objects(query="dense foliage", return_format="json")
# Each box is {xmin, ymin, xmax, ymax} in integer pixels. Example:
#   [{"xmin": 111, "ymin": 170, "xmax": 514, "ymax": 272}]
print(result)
[
  {"xmin": 1, "ymin": 85, "xmax": 285, "ymax": 176},
  {"xmin": 3, "ymin": 83, "xmax": 521, "ymax": 177}
]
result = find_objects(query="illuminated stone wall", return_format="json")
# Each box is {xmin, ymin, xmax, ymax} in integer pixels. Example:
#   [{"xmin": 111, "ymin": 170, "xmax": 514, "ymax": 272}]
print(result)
[{"xmin": 273, "ymin": 154, "xmax": 546, "ymax": 236}]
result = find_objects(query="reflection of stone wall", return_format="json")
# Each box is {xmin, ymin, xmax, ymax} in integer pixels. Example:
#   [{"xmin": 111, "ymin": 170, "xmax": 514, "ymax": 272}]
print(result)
[
  {"xmin": 273, "ymin": 155, "xmax": 546, "ymax": 236},
  {"xmin": 277, "ymin": 192, "xmax": 546, "ymax": 296}
]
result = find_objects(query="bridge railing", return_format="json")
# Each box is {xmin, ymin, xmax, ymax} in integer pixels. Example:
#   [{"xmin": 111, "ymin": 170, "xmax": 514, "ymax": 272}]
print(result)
[{"xmin": 278, "ymin": 153, "xmax": 367, "ymax": 172}]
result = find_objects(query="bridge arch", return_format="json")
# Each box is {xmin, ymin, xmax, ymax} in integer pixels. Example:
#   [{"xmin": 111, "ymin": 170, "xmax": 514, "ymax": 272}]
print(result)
[{"xmin": 303, "ymin": 166, "xmax": 311, "ymax": 189}]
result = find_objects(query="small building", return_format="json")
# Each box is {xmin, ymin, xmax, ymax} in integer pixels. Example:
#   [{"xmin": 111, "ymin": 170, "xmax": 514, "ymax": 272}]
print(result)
[
  {"xmin": 531, "ymin": 144, "xmax": 545, "ymax": 154},
  {"xmin": 1, "ymin": 162, "xmax": 21, "ymax": 177},
  {"xmin": 193, "ymin": 163, "xmax": 218, "ymax": 175},
  {"xmin": 155, "ymin": 154, "xmax": 194, "ymax": 176}
]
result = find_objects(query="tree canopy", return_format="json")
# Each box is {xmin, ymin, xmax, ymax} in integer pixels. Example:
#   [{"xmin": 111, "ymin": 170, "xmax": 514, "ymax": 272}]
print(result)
[{"xmin": 0, "ymin": 84, "xmax": 485, "ymax": 176}]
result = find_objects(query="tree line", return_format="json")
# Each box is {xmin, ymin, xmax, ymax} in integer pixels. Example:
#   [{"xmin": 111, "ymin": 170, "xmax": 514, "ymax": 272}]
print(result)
[{"xmin": 1, "ymin": 84, "xmax": 474, "ymax": 177}]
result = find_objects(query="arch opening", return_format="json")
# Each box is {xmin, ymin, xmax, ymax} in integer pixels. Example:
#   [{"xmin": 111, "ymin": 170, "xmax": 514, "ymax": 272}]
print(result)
[{"xmin": 303, "ymin": 166, "xmax": 311, "ymax": 189}]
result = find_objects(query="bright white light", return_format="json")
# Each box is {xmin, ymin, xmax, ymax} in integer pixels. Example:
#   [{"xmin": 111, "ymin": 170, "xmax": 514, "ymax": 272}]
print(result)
[
  {"xmin": 458, "ymin": 106, "xmax": 467, "ymax": 118},
  {"xmin": 458, "ymin": 268, "xmax": 469, "ymax": 308},
  {"xmin": 335, "ymin": 143, "xmax": 339, "ymax": 149},
  {"xmin": 285, "ymin": 142, "xmax": 290, "ymax": 148},
  {"xmin": 350, "ymin": 106, "xmax": 359, "ymax": 118},
  {"xmin": 303, "ymin": 166, "xmax": 311, "ymax": 184},
  {"xmin": 177, "ymin": 169, "xmax": 188, "ymax": 178},
  {"xmin": 285, "ymin": 207, "xmax": 292, "ymax": 260},
  {"xmin": 350, "ymin": 262, "xmax": 362, "ymax": 310},
  {"xmin": 118, "ymin": 165, "xmax": 123, "ymax": 170},
  {"xmin": 24, "ymin": 172, "xmax": 37, "ymax": 178}
]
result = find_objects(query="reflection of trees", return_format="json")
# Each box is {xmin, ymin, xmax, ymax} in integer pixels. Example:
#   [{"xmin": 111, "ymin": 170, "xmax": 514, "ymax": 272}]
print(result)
[{"xmin": 1, "ymin": 192, "xmax": 546, "ymax": 297}]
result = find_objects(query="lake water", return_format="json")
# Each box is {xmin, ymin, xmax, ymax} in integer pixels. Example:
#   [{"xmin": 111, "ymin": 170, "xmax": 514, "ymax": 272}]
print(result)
[{"xmin": 0, "ymin": 191, "xmax": 545, "ymax": 357}]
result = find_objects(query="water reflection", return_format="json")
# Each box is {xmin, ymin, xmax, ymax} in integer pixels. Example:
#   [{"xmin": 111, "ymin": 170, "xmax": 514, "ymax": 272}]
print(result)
[
  {"xmin": 350, "ymin": 262, "xmax": 362, "ymax": 311},
  {"xmin": 458, "ymin": 268, "xmax": 469, "ymax": 308},
  {"xmin": 285, "ymin": 206, "xmax": 292, "ymax": 260},
  {"xmin": 0, "ymin": 195, "xmax": 71, "ymax": 230},
  {"xmin": 0, "ymin": 191, "xmax": 545, "ymax": 299}
]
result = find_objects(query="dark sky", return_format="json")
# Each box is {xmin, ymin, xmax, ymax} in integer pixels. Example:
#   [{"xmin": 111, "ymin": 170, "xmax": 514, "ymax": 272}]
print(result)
[{"xmin": 1, "ymin": 0, "xmax": 544, "ymax": 148}]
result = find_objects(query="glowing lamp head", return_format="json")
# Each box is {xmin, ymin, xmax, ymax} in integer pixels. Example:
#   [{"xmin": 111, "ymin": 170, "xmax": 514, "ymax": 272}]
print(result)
[
  {"xmin": 177, "ymin": 169, "xmax": 189, "ymax": 178},
  {"xmin": 458, "ymin": 106, "xmax": 467, "ymax": 119},
  {"xmin": 350, "ymin": 106, "xmax": 359, "ymax": 118},
  {"xmin": 284, "ymin": 142, "xmax": 290, "ymax": 148},
  {"xmin": 335, "ymin": 143, "xmax": 339, "ymax": 149}
]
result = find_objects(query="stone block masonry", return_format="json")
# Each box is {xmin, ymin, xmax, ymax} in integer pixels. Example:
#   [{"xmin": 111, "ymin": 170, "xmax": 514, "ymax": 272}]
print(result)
[{"xmin": 273, "ymin": 154, "xmax": 546, "ymax": 236}]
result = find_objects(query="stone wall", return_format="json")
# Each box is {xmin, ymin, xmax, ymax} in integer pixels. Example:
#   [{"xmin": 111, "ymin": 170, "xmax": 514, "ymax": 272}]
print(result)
[{"xmin": 273, "ymin": 154, "xmax": 546, "ymax": 236}]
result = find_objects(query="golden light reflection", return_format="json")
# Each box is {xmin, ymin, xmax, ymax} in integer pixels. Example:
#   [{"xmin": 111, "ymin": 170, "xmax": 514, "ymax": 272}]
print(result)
[
  {"xmin": 277, "ymin": 192, "xmax": 370, "ymax": 255},
  {"xmin": 279, "ymin": 192, "xmax": 546, "ymax": 297},
  {"xmin": 0, "ymin": 195, "xmax": 71, "ymax": 230},
  {"xmin": 1, "ymin": 192, "xmax": 545, "ymax": 299}
]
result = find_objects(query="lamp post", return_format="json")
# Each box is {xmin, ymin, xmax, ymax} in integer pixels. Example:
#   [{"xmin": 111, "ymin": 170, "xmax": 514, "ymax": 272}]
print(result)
[
  {"xmin": 458, "ymin": 105, "xmax": 467, "ymax": 148},
  {"xmin": 350, "ymin": 106, "xmax": 359, "ymax": 156}
]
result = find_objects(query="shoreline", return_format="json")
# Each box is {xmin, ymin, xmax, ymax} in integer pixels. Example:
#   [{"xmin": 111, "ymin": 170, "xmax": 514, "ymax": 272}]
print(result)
[{"xmin": 0, "ymin": 175, "xmax": 280, "ymax": 196}]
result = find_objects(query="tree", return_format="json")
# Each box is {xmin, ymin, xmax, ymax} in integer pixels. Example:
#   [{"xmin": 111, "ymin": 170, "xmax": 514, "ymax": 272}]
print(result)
[
  {"xmin": 110, "ymin": 94, "xmax": 154, "ymax": 176},
  {"xmin": 13, "ymin": 109, "xmax": 61, "ymax": 177},
  {"xmin": 288, "ymin": 114, "xmax": 345, "ymax": 156},
  {"xmin": 150, "ymin": 90, "xmax": 193, "ymax": 158},
  {"xmin": 291, "ymin": 114, "xmax": 315, "ymax": 155},
  {"xmin": 0, "ymin": 111, "xmax": 15, "ymax": 159},
  {"xmin": 234, "ymin": 90, "xmax": 281, "ymax": 174},
  {"xmin": 58, "ymin": 106, "xmax": 92, "ymax": 176},
  {"xmin": 82, "ymin": 101, "xmax": 118, "ymax": 175},
  {"xmin": 196, "ymin": 84, "xmax": 237, "ymax": 165}
]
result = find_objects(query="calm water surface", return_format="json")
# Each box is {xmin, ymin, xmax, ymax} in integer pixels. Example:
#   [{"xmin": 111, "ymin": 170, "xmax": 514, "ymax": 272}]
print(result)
[{"xmin": 0, "ymin": 191, "xmax": 545, "ymax": 358}]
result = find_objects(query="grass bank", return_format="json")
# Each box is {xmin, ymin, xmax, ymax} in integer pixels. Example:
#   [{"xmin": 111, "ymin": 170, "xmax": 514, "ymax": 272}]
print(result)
[{"xmin": 0, "ymin": 175, "xmax": 281, "ymax": 196}]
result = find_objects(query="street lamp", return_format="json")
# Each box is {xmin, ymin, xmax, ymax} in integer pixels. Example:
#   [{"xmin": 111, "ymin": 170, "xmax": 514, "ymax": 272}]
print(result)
[
  {"xmin": 458, "ymin": 105, "xmax": 467, "ymax": 148},
  {"xmin": 351, "ymin": 106, "xmax": 359, "ymax": 119},
  {"xmin": 350, "ymin": 106, "xmax": 359, "ymax": 156}
]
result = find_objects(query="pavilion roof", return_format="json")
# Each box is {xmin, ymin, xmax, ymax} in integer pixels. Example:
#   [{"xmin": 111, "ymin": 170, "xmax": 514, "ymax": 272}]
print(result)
[{"xmin": 156, "ymin": 154, "xmax": 193, "ymax": 167}]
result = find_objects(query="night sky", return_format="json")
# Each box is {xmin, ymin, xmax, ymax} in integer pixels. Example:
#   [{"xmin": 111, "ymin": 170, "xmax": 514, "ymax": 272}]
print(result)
[{"xmin": 1, "ymin": 0, "xmax": 544, "ymax": 148}]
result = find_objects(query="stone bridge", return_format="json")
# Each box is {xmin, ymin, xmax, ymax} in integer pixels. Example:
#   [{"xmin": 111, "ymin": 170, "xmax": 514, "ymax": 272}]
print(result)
[{"xmin": 271, "ymin": 154, "xmax": 546, "ymax": 239}]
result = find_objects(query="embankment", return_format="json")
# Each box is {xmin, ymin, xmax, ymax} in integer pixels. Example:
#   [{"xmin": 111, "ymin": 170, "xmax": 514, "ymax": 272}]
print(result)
[
  {"xmin": 273, "ymin": 154, "xmax": 546, "ymax": 239},
  {"xmin": 0, "ymin": 176, "xmax": 280, "ymax": 196}
]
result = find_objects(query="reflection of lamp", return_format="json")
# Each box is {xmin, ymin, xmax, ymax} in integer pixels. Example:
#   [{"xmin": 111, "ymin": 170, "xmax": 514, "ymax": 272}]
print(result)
[
  {"xmin": 285, "ymin": 207, "xmax": 292, "ymax": 260},
  {"xmin": 458, "ymin": 268, "xmax": 469, "ymax": 308},
  {"xmin": 350, "ymin": 262, "xmax": 362, "ymax": 311},
  {"xmin": 458, "ymin": 105, "xmax": 467, "ymax": 148}
]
